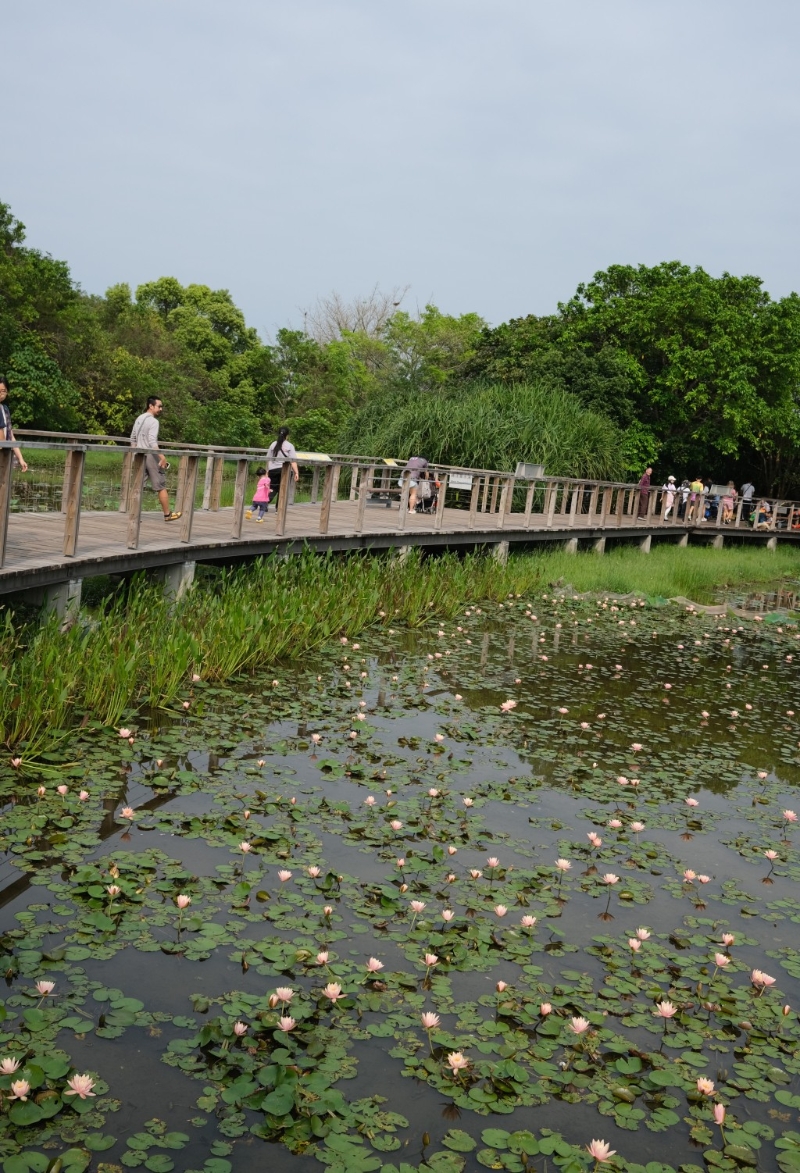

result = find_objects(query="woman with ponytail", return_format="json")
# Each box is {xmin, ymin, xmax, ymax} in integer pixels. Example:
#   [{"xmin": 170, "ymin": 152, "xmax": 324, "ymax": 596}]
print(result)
[{"xmin": 265, "ymin": 426, "xmax": 300, "ymax": 509}]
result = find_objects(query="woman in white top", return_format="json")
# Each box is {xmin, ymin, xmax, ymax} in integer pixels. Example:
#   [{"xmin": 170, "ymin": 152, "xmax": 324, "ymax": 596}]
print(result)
[
  {"xmin": 266, "ymin": 427, "xmax": 300, "ymax": 509},
  {"xmin": 661, "ymin": 475, "xmax": 676, "ymax": 519}
]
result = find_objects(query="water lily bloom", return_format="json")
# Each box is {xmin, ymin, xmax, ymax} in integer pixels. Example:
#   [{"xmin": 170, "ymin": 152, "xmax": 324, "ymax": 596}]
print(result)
[
  {"xmin": 311, "ymin": 734, "xmax": 321, "ymax": 744},
  {"xmin": 0, "ymin": 1057, "xmax": 19, "ymax": 1074},
  {"xmin": 79, "ymin": 790, "xmax": 89, "ymax": 802},
  {"xmin": 390, "ymin": 820, "xmax": 403, "ymax": 831},
  {"xmin": 570, "ymin": 1016, "xmax": 590, "ymax": 1035},
  {"xmin": 555, "ymin": 859, "xmax": 572, "ymax": 872},
  {"xmin": 608, "ymin": 819, "xmax": 622, "ymax": 829},
  {"xmin": 307, "ymin": 866, "xmax": 321, "ymax": 878},
  {"xmin": 8, "ymin": 1080, "xmax": 31, "ymax": 1101},
  {"xmin": 106, "ymin": 885, "xmax": 121, "ymax": 898},
  {"xmin": 685, "ymin": 797, "xmax": 699, "ymax": 808},
  {"xmin": 316, "ymin": 951, "xmax": 329, "ymax": 964},
  {"xmin": 118, "ymin": 728, "xmax": 132, "ymax": 738},
  {"xmin": 500, "ymin": 700, "xmax": 517, "ymax": 712},
  {"xmin": 713, "ymin": 953, "xmax": 730, "ymax": 967},
  {"xmin": 469, "ymin": 869, "xmax": 483, "ymax": 879},
  {"xmin": 654, "ymin": 1001, "xmax": 677, "ymax": 1018},
  {"xmin": 424, "ymin": 954, "xmax": 439, "ymax": 968},
  {"xmin": 683, "ymin": 870, "xmax": 697, "ymax": 882},
  {"xmin": 631, "ymin": 743, "xmax": 643, "ymax": 752},
  {"xmin": 447, "ymin": 845, "xmax": 457, "ymax": 855},
  {"xmin": 701, "ymin": 710, "xmax": 709, "ymax": 718},
  {"xmin": 275, "ymin": 987, "xmax": 294, "ymax": 1004},
  {"xmin": 446, "ymin": 1052, "xmax": 469, "ymax": 1072},
  {"xmin": 757, "ymin": 770, "xmax": 768, "ymax": 779},
  {"xmin": 36, "ymin": 786, "xmax": 45, "ymax": 797},
  {"xmin": 540, "ymin": 1002, "xmax": 552, "ymax": 1016},
  {"xmin": 587, "ymin": 1140, "xmax": 616, "ymax": 1163},
  {"xmin": 783, "ymin": 1004, "xmax": 792, "ymax": 1016},
  {"xmin": 601, "ymin": 874, "xmax": 619, "ymax": 885},
  {"xmin": 64, "ymin": 1074, "xmax": 95, "ymax": 1100},
  {"xmin": 714, "ymin": 1103, "xmax": 725, "ymax": 1125},
  {"xmin": 442, "ymin": 909, "xmax": 455, "ymax": 922},
  {"xmin": 410, "ymin": 900, "xmax": 426, "ymax": 913},
  {"xmin": 233, "ymin": 1021, "xmax": 248, "ymax": 1036},
  {"xmin": 323, "ymin": 905, "xmax": 333, "ymax": 916},
  {"xmin": 494, "ymin": 905, "xmax": 508, "ymax": 917},
  {"xmin": 697, "ymin": 1077, "xmax": 715, "ymax": 1096},
  {"xmin": 366, "ymin": 958, "xmax": 384, "ymax": 973},
  {"xmin": 521, "ymin": 915, "xmax": 537, "ymax": 928},
  {"xmin": 434, "ymin": 733, "xmax": 444, "ymax": 742},
  {"xmin": 322, "ymin": 982, "xmax": 343, "ymax": 1002},
  {"xmin": 277, "ymin": 870, "xmax": 293, "ymax": 882},
  {"xmin": 121, "ymin": 807, "xmax": 135, "ymax": 819},
  {"xmin": 36, "ymin": 980, "xmax": 55, "ymax": 996},
  {"xmin": 421, "ymin": 1012, "xmax": 440, "ymax": 1029},
  {"xmin": 698, "ymin": 874, "xmax": 711, "ymax": 884},
  {"xmin": 764, "ymin": 850, "xmax": 779, "ymax": 861},
  {"xmin": 628, "ymin": 939, "xmax": 641, "ymax": 952},
  {"xmin": 630, "ymin": 821, "xmax": 645, "ymax": 833},
  {"xmin": 496, "ymin": 981, "xmax": 508, "ymax": 992},
  {"xmin": 58, "ymin": 785, "xmax": 68, "ymax": 796},
  {"xmin": 462, "ymin": 797, "xmax": 473, "ymax": 808},
  {"xmin": 364, "ymin": 796, "xmax": 376, "ymax": 807},
  {"xmin": 636, "ymin": 928, "xmax": 651, "ymax": 940},
  {"xmin": 751, "ymin": 969, "xmax": 776, "ymax": 989},
  {"xmin": 587, "ymin": 832, "xmax": 602, "ymax": 847},
  {"xmin": 486, "ymin": 857, "xmax": 500, "ymax": 868},
  {"xmin": 784, "ymin": 810, "xmax": 798, "ymax": 823},
  {"xmin": 278, "ymin": 1016, "xmax": 296, "ymax": 1031}
]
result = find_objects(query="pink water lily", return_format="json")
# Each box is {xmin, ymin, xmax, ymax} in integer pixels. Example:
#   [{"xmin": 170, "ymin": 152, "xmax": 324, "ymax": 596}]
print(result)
[
  {"xmin": 0, "ymin": 1057, "xmax": 20, "ymax": 1074},
  {"xmin": 446, "ymin": 1051, "xmax": 469, "ymax": 1072},
  {"xmin": 587, "ymin": 1140, "xmax": 616, "ymax": 1163},
  {"xmin": 569, "ymin": 1016, "xmax": 590, "ymax": 1035},
  {"xmin": 175, "ymin": 894, "xmax": 191, "ymax": 909},
  {"xmin": 275, "ymin": 987, "xmax": 294, "ymax": 1004},
  {"xmin": 654, "ymin": 1000, "xmax": 677, "ymax": 1018},
  {"xmin": 500, "ymin": 699, "xmax": 517, "ymax": 712},
  {"xmin": 321, "ymin": 982, "xmax": 343, "ymax": 1003},
  {"xmin": 421, "ymin": 1012, "xmax": 440, "ymax": 1030},
  {"xmin": 366, "ymin": 957, "xmax": 384, "ymax": 973},
  {"xmin": 233, "ymin": 1021, "xmax": 248, "ymax": 1036},
  {"xmin": 278, "ymin": 1016, "xmax": 296, "ymax": 1032},
  {"xmin": 696, "ymin": 1077, "xmax": 715, "ymax": 1096},
  {"xmin": 35, "ymin": 980, "xmax": 55, "ymax": 996},
  {"xmin": 64, "ymin": 1073, "xmax": 96, "ymax": 1100},
  {"xmin": 8, "ymin": 1079, "xmax": 30, "ymax": 1101}
]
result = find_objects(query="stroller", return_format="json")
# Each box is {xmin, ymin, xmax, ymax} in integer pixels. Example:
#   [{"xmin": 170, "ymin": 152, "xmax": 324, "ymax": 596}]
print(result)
[{"xmin": 415, "ymin": 470, "xmax": 440, "ymax": 514}]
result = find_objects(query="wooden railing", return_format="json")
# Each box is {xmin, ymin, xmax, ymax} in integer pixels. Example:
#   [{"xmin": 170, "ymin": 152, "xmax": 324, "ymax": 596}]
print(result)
[{"xmin": 0, "ymin": 435, "xmax": 797, "ymax": 570}]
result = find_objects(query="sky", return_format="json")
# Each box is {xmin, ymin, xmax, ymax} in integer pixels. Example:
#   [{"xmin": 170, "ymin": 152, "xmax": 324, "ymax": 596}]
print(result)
[{"xmin": 4, "ymin": 0, "xmax": 800, "ymax": 338}]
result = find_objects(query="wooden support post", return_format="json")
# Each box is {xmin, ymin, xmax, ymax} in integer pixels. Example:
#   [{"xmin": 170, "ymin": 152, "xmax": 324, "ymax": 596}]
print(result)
[
  {"xmin": 523, "ymin": 481, "xmax": 535, "ymax": 529},
  {"xmin": 126, "ymin": 452, "xmax": 146, "ymax": 549},
  {"xmin": 480, "ymin": 475, "xmax": 490, "ymax": 513},
  {"xmin": 349, "ymin": 466, "xmax": 359, "ymax": 502},
  {"xmin": 0, "ymin": 448, "xmax": 13, "ymax": 569},
  {"xmin": 647, "ymin": 488, "xmax": 657, "ymax": 519},
  {"xmin": 319, "ymin": 464, "xmax": 340, "ymax": 534},
  {"xmin": 568, "ymin": 485, "xmax": 579, "ymax": 527},
  {"xmin": 230, "ymin": 458, "xmax": 249, "ymax": 539},
  {"xmin": 201, "ymin": 452, "xmax": 215, "ymax": 509},
  {"xmin": 588, "ymin": 485, "xmax": 599, "ymax": 524},
  {"xmin": 62, "ymin": 449, "xmax": 86, "ymax": 557},
  {"xmin": 355, "ymin": 466, "xmax": 372, "ymax": 533},
  {"xmin": 175, "ymin": 455, "xmax": 189, "ymax": 518},
  {"xmin": 275, "ymin": 462, "xmax": 291, "ymax": 537},
  {"xmin": 696, "ymin": 493, "xmax": 706, "ymax": 526},
  {"xmin": 598, "ymin": 487, "xmax": 610, "ymax": 527},
  {"xmin": 311, "ymin": 466, "xmax": 320, "ymax": 505},
  {"xmin": 119, "ymin": 449, "xmax": 133, "ymax": 512},
  {"xmin": 615, "ymin": 488, "xmax": 625, "ymax": 525},
  {"xmin": 398, "ymin": 474, "xmax": 411, "ymax": 530},
  {"xmin": 733, "ymin": 497, "xmax": 744, "ymax": 530},
  {"xmin": 489, "ymin": 477, "xmax": 500, "ymax": 515},
  {"xmin": 498, "ymin": 477, "xmax": 512, "ymax": 527},
  {"xmin": 180, "ymin": 454, "xmax": 200, "ymax": 543},
  {"xmin": 434, "ymin": 473, "xmax": 448, "ymax": 531},
  {"xmin": 545, "ymin": 483, "xmax": 558, "ymax": 528},
  {"xmin": 468, "ymin": 476, "xmax": 480, "ymax": 528},
  {"xmin": 60, "ymin": 450, "xmax": 73, "ymax": 515},
  {"xmin": 209, "ymin": 457, "xmax": 224, "ymax": 511}
]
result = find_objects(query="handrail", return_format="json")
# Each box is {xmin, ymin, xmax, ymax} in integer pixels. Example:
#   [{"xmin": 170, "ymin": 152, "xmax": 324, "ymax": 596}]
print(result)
[{"xmin": 0, "ymin": 436, "xmax": 796, "ymax": 573}]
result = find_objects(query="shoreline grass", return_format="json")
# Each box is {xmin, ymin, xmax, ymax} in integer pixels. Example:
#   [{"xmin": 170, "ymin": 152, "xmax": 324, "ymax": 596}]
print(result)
[{"xmin": 1, "ymin": 544, "xmax": 797, "ymax": 755}]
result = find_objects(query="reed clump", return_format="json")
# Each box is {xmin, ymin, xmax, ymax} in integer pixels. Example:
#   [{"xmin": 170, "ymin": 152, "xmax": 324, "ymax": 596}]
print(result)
[{"xmin": 1, "ymin": 545, "xmax": 797, "ymax": 753}]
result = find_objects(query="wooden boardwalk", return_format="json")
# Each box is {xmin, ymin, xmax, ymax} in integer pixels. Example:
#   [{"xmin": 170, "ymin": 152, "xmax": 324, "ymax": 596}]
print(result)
[{"xmin": 0, "ymin": 498, "xmax": 792, "ymax": 596}]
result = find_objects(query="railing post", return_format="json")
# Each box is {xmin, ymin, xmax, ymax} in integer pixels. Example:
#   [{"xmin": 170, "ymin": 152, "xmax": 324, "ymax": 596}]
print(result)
[
  {"xmin": 468, "ymin": 476, "xmax": 480, "ymax": 528},
  {"xmin": 275, "ymin": 461, "xmax": 291, "ymax": 537},
  {"xmin": 201, "ymin": 451, "xmax": 215, "ymax": 510},
  {"xmin": 434, "ymin": 473, "xmax": 448, "ymax": 531},
  {"xmin": 524, "ymin": 480, "xmax": 535, "ymax": 530},
  {"xmin": 349, "ymin": 466, "xmax": 359, "ymax": 502},
  {"xmin": 734, "ymin": 496, "xmax": 745, "ymax": 529},
  {"xmin": 588, "ymin": 485, "xmax": 599, "ymax": 524},
  {"xmin": 615, "ymin": 488, "xmax": 625, "ymax": 526},
  {"xmin": 119, "ymin": 449, "xmax": 133, "ymax": 513},
  {"xmin": 230, "ymin": 458, "xmax": 250, "ymax": 539},
  {"xmin": 209, "ymin": 457, "xmax": 224, "ymax": 511},
  {"xmin": 126, "ymin": 452, "xmax": 146, "ymax": 549},
  {"xmin": 60, "ymin": 450, "xmax": 73, "ymax": 515},
  {"xmin": 647, "ymin": 488, "xmax": 657, "ymax": 520},
  {"xmin": 311, "ymin": 465, "xmax": 320, "ymax": 505},
  {"xmin": 546, "ymin": 483, "xmax": 558, "ymax": 528},
  {"xmin": 62, "ymin": 448, "xmax": 86, "ymax": 557},
  {"xmin": 568, "ymin": 485, "xmax": 579, "ymax": 527},
  {"xmin": 398, "ymin": 474, "xmax": 411, "ymax": 530},
  {"xmin": 489, "ymin": 477, "xmax": 500, "ymax": 515},
  {"xmin": 319, "ymin": 463, "xmax": 340, "ymax": 535},
  {"xmin": 0, "ymin": 448, "xmax": 13, "ymax": 569},
  {"xmin": 480, "ymin": 475, "xmax": 490, "ymax": 513},
  {"xmin": 179, "ymin": 454, "xmax": 200, "ymax": 543},
  {"xmin": 175, "ymin": 455, "xmax": 189, "ymax": 517},
  {"xmin": 355, "ymin": 466, "xmax": 372, "ymax": 533}
]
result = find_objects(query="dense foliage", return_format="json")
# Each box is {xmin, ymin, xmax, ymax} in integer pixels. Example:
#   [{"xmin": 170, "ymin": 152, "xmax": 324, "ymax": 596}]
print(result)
[{"xmin": 3, "ymin": 200, "xmax": 800, "ymax": 490}]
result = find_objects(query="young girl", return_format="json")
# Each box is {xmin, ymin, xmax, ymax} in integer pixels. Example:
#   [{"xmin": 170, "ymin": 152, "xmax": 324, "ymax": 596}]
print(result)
[{"xmin": 245, "ymin": 468, "xmax": 271, "ymax": 521}]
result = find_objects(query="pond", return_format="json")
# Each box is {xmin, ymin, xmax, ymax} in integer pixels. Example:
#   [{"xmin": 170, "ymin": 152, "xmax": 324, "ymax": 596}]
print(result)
[{"xmin": 0, "ymin": 590, "xmax": 799, "ymax": 1173}]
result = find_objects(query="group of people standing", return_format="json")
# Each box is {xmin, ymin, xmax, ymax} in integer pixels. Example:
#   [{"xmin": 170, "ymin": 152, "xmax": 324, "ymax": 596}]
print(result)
[{"xmin": 638, "ymin": 469, "xmax": 758, "ymax": 524}]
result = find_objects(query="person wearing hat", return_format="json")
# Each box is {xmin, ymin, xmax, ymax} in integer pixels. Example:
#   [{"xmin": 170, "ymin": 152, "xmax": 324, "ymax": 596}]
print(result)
[{"xmin": 661, "ymin": 475, "xmax": 677, "ymax": 519}]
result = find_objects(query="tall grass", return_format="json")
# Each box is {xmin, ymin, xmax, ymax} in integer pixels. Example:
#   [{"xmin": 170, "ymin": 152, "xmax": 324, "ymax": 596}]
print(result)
[
  {"xmin": 1, "ymin": 545, "xmax": 798, "ymax": 753},
  {"xmin": 338, "ymin": 381, "xmax": 624, "ymax": 479}
]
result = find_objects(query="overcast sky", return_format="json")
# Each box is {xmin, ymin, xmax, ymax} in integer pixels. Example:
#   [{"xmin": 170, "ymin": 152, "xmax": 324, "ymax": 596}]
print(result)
[{"xmin": 4, "ymin": 1, "xmax": 799, "ymax": 337}]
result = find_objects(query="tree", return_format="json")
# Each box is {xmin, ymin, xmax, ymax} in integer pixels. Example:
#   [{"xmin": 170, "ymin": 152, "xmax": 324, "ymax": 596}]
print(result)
[{"xmin": 303, "ymin": 285, "xmax": 409, "ymax": 345}]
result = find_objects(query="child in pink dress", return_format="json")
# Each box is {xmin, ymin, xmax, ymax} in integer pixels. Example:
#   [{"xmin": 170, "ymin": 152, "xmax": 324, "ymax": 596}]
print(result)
[{"xmin": 245, "ymin": 467, "xmax": 271, "ymax": 521}]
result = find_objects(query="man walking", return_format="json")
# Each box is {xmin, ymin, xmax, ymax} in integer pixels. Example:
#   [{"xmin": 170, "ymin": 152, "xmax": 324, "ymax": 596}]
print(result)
[
  {"xmin": 130, "ymin": 397, "xmax": 181, "ymax": 521},
  {"xmin": 0, "ymin": 377, "xmax": 28, "ymax": 471}
]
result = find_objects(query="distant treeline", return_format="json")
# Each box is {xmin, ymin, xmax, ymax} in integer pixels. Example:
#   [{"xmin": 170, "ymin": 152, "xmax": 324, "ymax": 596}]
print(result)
[{"xmin": 3, "ymin": 199, "xmax": 799, "ymax": 492}]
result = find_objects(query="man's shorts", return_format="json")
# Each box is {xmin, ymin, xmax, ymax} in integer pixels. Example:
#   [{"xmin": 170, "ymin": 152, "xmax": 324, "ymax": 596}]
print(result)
[{"xmin": 144, "ymin": 453, "xmax": 167, "ymax": 492}]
